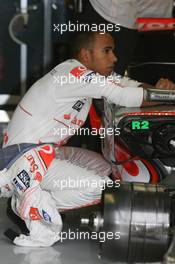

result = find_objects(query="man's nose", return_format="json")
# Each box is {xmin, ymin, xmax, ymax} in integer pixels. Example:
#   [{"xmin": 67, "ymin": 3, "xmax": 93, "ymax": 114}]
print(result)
[{"xmin": 110, "ymin": 51, "xmax": 117, "ymax": 63}]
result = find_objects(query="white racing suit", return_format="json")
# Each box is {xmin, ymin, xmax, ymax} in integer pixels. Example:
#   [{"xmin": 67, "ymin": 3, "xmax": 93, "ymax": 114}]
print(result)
[
  {"xmin": 0, "ymin": 144, "xmax": 112, "ymax": 247},
  {"xmin": 0, "ymin": 59, "xmax": 143, "ymax": 247}
]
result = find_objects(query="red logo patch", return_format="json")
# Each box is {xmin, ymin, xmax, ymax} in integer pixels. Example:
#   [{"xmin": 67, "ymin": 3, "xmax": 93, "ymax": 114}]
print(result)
[
  {"xmin": 29, "ymin": 207, "xmax": 42, "ymax": 220},
  {"xmin": 38, "ymin": 145, "xmax": 55, "ymax": 169},
  {"xmin": 70, "ymin": 66, "xmax": 86, "ymax": 78}
]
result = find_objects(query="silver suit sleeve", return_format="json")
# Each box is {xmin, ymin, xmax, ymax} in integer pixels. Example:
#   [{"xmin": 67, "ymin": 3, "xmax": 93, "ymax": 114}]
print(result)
[{"xmin": 144, "ymin": 89, "xmax": 175, "ymax": 102}]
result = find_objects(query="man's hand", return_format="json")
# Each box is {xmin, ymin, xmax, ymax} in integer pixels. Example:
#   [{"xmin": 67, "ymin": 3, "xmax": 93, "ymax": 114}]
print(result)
[{"xmin": 155, "ymin": 78, "xmax": 175, "ymax": 90}]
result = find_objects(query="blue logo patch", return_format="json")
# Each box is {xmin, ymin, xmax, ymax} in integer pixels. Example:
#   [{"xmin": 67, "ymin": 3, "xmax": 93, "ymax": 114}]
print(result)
[
  {"xmin": 42, "ymin": 210, "xmax": 52, "ymax": 223},
  {"xmin": 83, "ymin": 72, "xmax": 96, "ymax": 83},
  {"xmin": 12, "ymin": 178, "xmax": 24, "ymax": 191}
]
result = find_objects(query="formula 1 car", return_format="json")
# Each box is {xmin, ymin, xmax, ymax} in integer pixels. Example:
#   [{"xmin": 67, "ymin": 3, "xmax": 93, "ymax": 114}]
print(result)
[
  {"xmin": 102, "ymin": 99, "xmax": 175, "ymax": 186},
  {"xmin": 97, "ymin": 96, "xmax": 175, "ymax": 263}
]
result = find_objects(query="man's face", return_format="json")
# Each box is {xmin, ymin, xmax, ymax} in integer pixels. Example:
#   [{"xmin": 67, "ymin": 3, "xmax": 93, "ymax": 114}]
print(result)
[{"xmin": 87, "ymin": 33, "xmax": 117, "ymax": 76}]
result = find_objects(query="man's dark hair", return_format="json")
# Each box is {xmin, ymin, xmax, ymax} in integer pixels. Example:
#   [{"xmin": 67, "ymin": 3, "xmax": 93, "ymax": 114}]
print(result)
[{"xmin": 70, "ymin": 31, "xmax": 97, "ymax": 58}]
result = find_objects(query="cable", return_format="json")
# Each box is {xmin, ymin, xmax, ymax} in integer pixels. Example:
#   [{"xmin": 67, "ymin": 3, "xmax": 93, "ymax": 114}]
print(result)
[
  {"xmin": 129, "ymin": 61, "xmax": 175, "ymax": 68},
  {"xmin": 8, "ymin": 13, "xmax": 29, "ymax": 45}
]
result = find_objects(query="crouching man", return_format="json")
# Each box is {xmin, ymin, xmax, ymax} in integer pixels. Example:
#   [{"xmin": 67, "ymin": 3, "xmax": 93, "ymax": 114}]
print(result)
[
  {"xmin": 0, "ymin": 143, "xmax": 111, "ymax": 247},
  {"xmin": 0, "ymin": 31, "xmax": 174, "ymax": 247}
]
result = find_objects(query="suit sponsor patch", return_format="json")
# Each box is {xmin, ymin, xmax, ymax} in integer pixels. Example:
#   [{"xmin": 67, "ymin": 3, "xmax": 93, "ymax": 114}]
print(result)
[
  {"xmin": 72, "ymin": 100, "xmax": 85, "ymax": 112},
  {"xmin": 29, "ymin": 207, "xmax": 42, "ymax": 220},
  {"xmin": 70, "ymin": 66, "xmax": 86, "ymax": 78},
  {"xmin": 12, "ymin": 178, "xmax": 24, "ymax": 192},
  {"xmin": 83, "ymin": 72, "xmax": 96, "ymax": 83},
  {"xmin": 12, "ymin": 170, "xmax": 30, "ymax": 192},
  {"xmin": 17, "ymin": 170, "xmax": 30, "ymax": 188},
  {"xmin": 42, "ymin": 210, "xmax": 52, "ymax": 223}
]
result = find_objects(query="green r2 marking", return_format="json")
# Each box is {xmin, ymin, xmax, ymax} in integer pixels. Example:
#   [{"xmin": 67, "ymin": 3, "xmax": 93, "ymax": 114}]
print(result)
[{"xmin": 131, "ymin": 120, "xmax": 149, "ymax": 130}]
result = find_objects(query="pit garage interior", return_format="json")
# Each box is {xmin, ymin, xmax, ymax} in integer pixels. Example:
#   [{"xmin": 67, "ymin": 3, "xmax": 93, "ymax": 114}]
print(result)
[{"xmin": 1, "ymin": 1, "xmax": 175, "ymax": 264}]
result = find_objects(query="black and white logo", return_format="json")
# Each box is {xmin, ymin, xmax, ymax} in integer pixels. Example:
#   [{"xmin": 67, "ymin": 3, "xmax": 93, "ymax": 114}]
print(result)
[
  {"xmin": 17, "ymin": 170, "xmax": 30, "ymax": 189},
  {"xmin": 83, "ymin": 72, "xmax": 96, "ymax": 83},
  {"xmin": 72, "ymin": 100, "xmax": 85, "ymax": 112}
]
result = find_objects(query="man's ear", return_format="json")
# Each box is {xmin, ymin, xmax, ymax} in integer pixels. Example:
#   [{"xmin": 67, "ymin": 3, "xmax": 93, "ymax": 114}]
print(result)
[{"xmin": 79, "ymin": 48, "xmax": 91, "ymax": 64}]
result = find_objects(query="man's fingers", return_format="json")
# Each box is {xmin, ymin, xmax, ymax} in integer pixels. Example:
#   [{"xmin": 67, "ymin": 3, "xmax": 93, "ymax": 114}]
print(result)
[
  {"xmin": 155, "ymin": 79, "xmax": 165, "ymax": 89},
  {"xmin": 156, "ymin": 78, "xmax": 175, "ymax": 90}
]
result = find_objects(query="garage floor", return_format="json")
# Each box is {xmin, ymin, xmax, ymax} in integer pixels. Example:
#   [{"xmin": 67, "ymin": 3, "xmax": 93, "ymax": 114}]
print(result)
[
  {"xmin": 0, "ymin": 198, "xmax": 164, "ymax": 264},
  {"xmin": 0, "ymin": 198, "xmax": 108, "ymax": 264}
]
